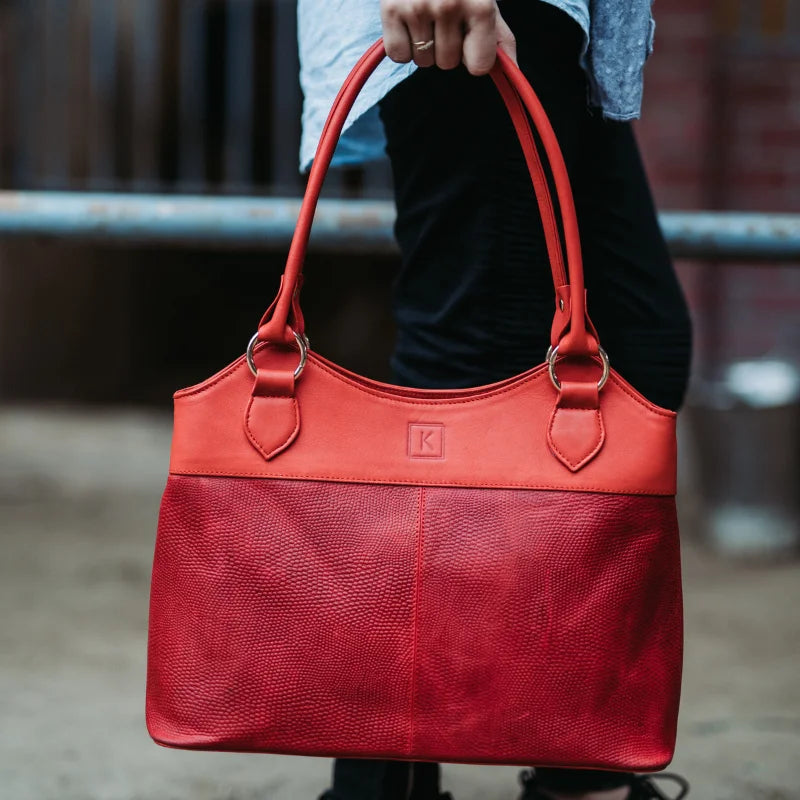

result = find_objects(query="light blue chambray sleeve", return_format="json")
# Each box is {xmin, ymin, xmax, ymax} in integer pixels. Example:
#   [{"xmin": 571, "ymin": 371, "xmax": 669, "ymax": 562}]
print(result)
[
  {"xmin": 297, "ymin": 0, "xmax": 656, "ymax": 171},
  {"xmin": 581, "ymin": 0, "xmax": 655, "ymax": 120},
  {"xmin": 298, "ymin": 0, "xmax": 416, "ymax": 171}
]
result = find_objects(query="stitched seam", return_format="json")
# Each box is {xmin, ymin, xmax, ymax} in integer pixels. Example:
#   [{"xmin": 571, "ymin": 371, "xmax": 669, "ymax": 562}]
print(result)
[
  {"xmin": 267, "ymin": 43, "xmax": 385, "ymax": 327},
  {"xmin": 266, "ymin": 400, "xmax": 300, "ymax": 460},
  {"xmin": 167, "ymin": 469, "xmax": 675, "ymax": 496},
  {"xmin": 310, "ymin": 355, "xmax": 550, "ymax": 405},
  {"xmin": 244, "ymin": 398, "xmax": 300, "ymax": 461},
  {"xmin": 607, "ymin": 373, "xmax": 675, "ymax": 417},
  {"xmin": 496, "ymin": 73, "xmax": 566, "ymax": 285},
  {"xmin": 581, "ymin": 409, "xmax": 606, "ymax": 467},
  {"xmin": 175, "ymin": 342, "xmax": 303, "ymax": 399},
  {"xmin": 313, "ymin": 353, "xmax": 672, "ymax": 416},
  {"xmin": 517, "ymin": 104, "xmax": 565, "ymax": 285},
  {"xmin": 547, "ymin": 408, "xmax": 604, "ymax": 469},
  {"xmin": 244, "ymin": 398, "xmax": 271, "ymax": 461},
  {"xmin": 408, "ymin": 486, "xmax": 424, "ymax": 758},
  {"xmin": 175, "ymin": 358, "xmax": 248, "ymax": 398},
  {"xmin": 172, "ymin": 327, "xmax": 676, "ymax": 417},
  {"xmin": 175, "ymin": 351, "xmax": 676, "ymax": 418},
  {"xmin": 176, "ymin": 352, "xmax": 544, "ymax": 402}
]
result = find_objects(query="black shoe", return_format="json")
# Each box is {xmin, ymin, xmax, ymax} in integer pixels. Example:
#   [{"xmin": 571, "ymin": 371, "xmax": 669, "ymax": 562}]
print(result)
[
  {"xmin": 409, "ymin": 763, "xmax": 453, "ymax": 800},
  {"xmin": 518, "ymin": 769, "xmax": 689, "ymax": 800}
]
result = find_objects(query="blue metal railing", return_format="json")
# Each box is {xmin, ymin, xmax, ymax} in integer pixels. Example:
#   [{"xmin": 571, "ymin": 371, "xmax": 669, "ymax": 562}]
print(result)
[
  {"xmin": 1, "ymin": 2, "xmax": 798, "ymax": 262},
  {"xmin": 2, "ymin": 0, "xmax": 797, "ymax": 200},
  {"xmin": 1, "ymin": 191, "xmax": 799, "ymax": 260}
]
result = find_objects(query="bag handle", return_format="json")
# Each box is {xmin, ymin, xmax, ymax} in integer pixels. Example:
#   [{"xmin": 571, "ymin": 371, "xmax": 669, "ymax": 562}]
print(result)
[{"xmin": 257, "ymin": 39, "xmax": 599, "ymax": 359}]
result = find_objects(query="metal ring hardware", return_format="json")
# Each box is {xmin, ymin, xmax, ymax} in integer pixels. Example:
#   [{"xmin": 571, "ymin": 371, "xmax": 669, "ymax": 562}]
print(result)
[
  {"xmin": 547, "ymin": 344, "xmax": 610, "ymax": 392},
  {"xmin": 247, "ymin": 329, "xmax": 308, "ymax": 379}
]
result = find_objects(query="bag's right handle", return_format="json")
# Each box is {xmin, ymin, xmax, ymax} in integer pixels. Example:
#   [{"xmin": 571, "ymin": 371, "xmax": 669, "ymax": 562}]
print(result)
[{"xmin": 489, "ymin": 65, "xmax": 599, "ymax": 354}]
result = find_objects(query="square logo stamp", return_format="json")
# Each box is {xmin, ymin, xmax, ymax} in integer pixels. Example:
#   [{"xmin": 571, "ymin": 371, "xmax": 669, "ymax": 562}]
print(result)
[{"xmin": 408, "ymin": 423, "xmax": 445, "ymax": 459}]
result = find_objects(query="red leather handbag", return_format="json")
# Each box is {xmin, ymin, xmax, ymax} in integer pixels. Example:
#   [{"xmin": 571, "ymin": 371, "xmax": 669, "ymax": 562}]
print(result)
[{"xmin": 146, "ymin": 40, "xmax": 682, "ymax": 771}]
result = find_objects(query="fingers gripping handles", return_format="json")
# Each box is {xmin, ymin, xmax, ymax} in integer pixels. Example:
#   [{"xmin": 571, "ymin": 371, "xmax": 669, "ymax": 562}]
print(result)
[{"xmin": 256, "ymin": 40, "xmax": 600, "ymax": 360}]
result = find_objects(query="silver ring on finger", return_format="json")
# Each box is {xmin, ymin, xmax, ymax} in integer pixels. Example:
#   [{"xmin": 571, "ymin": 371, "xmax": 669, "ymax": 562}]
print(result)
[{"xmin": 413, "ymin": 39, "xmax": 435, "ymax": 51}]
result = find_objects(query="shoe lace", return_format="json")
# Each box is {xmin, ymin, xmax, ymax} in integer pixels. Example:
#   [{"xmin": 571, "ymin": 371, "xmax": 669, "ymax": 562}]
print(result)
[{"xmin": 633, "ymin": 773, "xmax": 690, "ymax": 800}]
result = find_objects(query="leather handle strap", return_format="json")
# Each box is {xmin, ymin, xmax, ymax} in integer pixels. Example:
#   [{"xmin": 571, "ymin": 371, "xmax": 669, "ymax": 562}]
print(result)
[
  {"xmin": 259, "ymin": 40, "xmax": 598, "ymax": 358},
  {"xmin": 490, "ymin": 67, "xmax": 567, "ymax": 290},
  {"xmin": 312, "ymin": 45, "xmax": 567, "ymax": 291}
]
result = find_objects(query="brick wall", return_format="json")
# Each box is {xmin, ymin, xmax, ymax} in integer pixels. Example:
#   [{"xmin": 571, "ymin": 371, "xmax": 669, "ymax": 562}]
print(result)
[
  {"xmin": 0, "ymin": 4, "xmax": 12, "ymax": 186},
  {"xmin": 638, "ymin": 1, "xmax": 717, "ymax": 210},
  {"xmin": 636, "ymin": 0, "xmax": 800, "ymax": 378}
]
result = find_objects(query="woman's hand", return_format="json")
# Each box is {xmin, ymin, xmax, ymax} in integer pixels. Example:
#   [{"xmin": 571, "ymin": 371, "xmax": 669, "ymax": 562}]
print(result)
[{"xmin": 381, "ymin": 0, "xmax": 517, "ymax": 75}]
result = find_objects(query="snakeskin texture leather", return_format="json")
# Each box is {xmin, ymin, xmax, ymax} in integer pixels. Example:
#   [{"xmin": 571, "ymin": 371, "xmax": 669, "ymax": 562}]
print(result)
[
  {"xmin": 148, "ymin": 478, "xmax": 681, "ymax": 768},
  {"xmin": 146, "ymin": 39, "xmax": 684, "ymax": 770}
]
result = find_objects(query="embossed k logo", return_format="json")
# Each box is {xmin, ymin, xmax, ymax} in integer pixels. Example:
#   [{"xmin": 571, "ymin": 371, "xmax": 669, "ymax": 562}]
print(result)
[{"xmin": 408, "ymin": 424, "xmax": 445, "ymax": 459}]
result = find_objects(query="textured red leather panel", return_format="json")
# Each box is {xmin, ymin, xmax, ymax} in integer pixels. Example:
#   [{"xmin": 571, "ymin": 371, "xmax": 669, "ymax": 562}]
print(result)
[
  {"xmin": 168, "ymin": 350, "xmax": 677, "ymax": 495},
  {"xmin": 147, "ymin": 475, "xmax": 682, "ymax": 769},
  {"xmin": 147, "ymin": 476, "xmax": 417, "ymax": 755},
  {"xmin": 412, "ymin": 487, "xmax": 682, "ymax": 769}
]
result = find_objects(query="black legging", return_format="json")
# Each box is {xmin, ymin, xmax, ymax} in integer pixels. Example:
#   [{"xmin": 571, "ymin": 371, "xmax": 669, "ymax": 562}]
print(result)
[{"xmin": 327, "ymin": 1, "xmax": 692, "ymax": 797}]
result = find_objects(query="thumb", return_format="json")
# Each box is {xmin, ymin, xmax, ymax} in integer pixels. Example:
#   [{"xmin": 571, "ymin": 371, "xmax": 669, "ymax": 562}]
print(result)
[{"xmin": 496, "ymin": 15, "xmax": 517, "ymax": 66}]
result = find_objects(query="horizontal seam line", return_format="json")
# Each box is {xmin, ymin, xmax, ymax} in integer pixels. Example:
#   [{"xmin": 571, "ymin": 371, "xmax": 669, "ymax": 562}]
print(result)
[{"xmin": 167, "ymin": 470, "xmax": 674, "ymax": 495}]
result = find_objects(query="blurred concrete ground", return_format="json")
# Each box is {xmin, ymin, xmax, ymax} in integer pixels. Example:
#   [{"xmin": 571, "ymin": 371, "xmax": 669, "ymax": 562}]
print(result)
[{"xmin": 1, "ymin": 407, "xmax": 798, "ymax": 800}]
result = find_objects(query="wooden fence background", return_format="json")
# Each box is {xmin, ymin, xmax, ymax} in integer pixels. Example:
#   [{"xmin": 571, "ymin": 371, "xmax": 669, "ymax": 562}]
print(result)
[{"xmin": 0, "ymin": 0, "xmax": 391, "ymax": 196}]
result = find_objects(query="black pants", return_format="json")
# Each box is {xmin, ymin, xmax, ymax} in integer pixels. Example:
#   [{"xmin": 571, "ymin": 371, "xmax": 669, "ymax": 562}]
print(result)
[{"xmin": 328, "ymin": 2, "xmax": 692, "ymax": 797}]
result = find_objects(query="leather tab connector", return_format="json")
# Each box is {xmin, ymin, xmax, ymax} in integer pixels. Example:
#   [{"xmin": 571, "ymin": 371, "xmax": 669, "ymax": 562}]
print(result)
[
  {"xmin": 257, "ymin": 320, "xmax": 295, "ymax": 347},
  {"xmin": 253, "ymin": 369, "xmax": 295, "ymax": 398},
  {"xmin": 547, "ymin": 379, "xmax": 605, "ymax": 472},
  {"xmin": 258, "ymin": 275, "xmax": 306, "ymax": 343},
  {"xmin": 557, "ymin": 379, "xmax": 599, "ymax": 410},
  {"xmin": 245, "ymin": 369, "xmax": 300, "ymax": 461},
  {"xmin": 550, "ymin": 288, "xmax": 601, "ymax": 354},
  {"xmin": 550, "ymin": 285, "xmax": 571, "ymax": 346}
]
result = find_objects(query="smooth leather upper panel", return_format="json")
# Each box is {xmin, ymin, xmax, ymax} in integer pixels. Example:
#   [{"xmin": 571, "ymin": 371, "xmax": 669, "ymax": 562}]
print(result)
[{"xmin": 169, "ymin": 349, "xmax": 677, "ymax": 495}]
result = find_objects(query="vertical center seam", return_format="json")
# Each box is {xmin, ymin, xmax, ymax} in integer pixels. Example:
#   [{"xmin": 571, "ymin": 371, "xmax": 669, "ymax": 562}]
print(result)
[{"xmin": 408, "ymin": 485, "xmax": 425, "ymax": 757}]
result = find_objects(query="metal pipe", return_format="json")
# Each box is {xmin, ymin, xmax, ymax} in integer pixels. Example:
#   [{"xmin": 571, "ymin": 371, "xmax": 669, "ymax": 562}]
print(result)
[
  {"xmin": 0, "ymin": 191, "xmax": 398, "ymax": 252},
  {"xmin": 660, "ymin": 211, "xmax": 800, "ymax": 261},
  {"xmin": 0, "ymin": 191, "xmax": 799, "ymax": 260}
]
